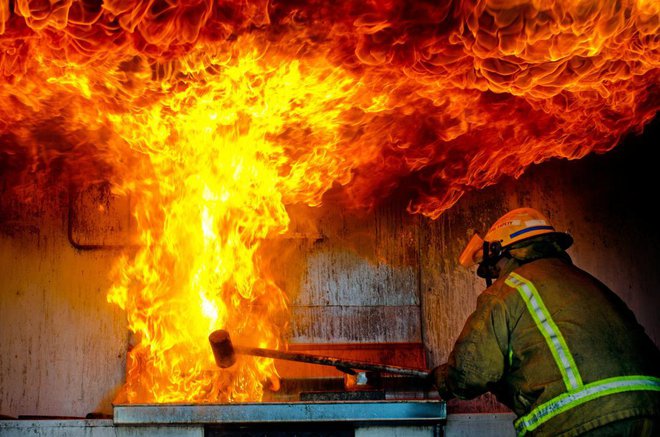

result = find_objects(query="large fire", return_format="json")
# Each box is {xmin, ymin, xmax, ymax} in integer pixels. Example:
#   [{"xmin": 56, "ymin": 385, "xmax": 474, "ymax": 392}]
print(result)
[{"xmin": 0, "ymin": 0, "xmax": 657, "ymax": 403}]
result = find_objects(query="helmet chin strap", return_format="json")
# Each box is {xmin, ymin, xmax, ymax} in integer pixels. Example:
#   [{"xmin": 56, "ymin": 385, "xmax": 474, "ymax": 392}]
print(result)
[
  {"xmin": 483, "ymin": 242, "xmax": 493, "ymax": 287},
  {"xmin": 479, "ymin": 240, "xmax": 505, "ymax": 287}
]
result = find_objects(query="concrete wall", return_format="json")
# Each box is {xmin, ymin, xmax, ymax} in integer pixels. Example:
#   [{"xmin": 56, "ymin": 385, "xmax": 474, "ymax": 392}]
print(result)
[{"xmin": 1, "ymin": 121, "xmax": 658, "ymax": 417}]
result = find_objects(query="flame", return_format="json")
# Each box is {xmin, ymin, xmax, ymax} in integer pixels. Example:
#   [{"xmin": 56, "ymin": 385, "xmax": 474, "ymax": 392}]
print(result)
[
  {"xmin": 1, "ymin": 0, "xmax": 657, "ymax": 402},
  {"xmin": 102, "ymin": 45, "xmax": 383, "ymax": 402}
]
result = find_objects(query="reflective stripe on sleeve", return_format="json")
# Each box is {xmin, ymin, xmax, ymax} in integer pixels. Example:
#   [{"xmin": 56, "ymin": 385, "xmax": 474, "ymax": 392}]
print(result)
[
  {"xmin": 514, "ymin": 376, "xmax": 660, "ymax": 436},
  {"xmin": 505, "ymin": 272, "xmax": 583, "ymax": 391}
]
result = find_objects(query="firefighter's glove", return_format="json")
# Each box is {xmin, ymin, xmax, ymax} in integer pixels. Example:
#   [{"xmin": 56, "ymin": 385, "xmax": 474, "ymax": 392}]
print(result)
[{"xmin": 429, "ymin": 364, "xmax": 452, "ymax": 400}]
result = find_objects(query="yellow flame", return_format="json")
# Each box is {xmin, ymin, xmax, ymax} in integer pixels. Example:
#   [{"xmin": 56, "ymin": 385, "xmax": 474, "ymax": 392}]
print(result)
[{"xmin": 102, "ymin": 41, "xmax": 384, "ymax": 402}]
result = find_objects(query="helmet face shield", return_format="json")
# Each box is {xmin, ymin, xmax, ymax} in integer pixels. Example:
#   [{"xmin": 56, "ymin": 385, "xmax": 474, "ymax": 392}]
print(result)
[{"xmin": 459, "ymin": 233, "xmax": 485, "ymax": 267}]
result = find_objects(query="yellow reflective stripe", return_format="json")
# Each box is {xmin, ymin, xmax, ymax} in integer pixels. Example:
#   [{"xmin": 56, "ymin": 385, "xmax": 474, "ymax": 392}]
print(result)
[
  {"xmin": 514, "ymin": 376, "xmax": 660, "ymax": 436},
  {"xmin": 505, "ymin": 272, "xmax": 583, "ymax": 391}
]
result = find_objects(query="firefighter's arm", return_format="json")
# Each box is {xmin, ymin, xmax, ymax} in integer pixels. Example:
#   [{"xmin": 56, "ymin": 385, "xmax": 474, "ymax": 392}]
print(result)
[{"xmin": 432, "ymin": 291, "xmax": 508, "ymax": 400}]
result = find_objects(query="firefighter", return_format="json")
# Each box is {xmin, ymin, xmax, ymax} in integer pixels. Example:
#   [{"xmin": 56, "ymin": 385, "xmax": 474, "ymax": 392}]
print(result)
[{"xmin": 431, "ymin": 207, "xmax": 660, "ymax": 436}]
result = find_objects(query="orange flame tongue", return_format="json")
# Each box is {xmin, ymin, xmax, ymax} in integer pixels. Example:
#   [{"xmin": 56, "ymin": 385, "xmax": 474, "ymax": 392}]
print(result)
[{"xmin": 1, "ymin": 0, "xmax": 658, "ymax": 403}]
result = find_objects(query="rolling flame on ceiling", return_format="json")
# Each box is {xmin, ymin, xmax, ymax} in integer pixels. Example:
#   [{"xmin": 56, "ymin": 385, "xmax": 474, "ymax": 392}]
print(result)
[{"xmin": 0, "ymin": 0, "xmax": 658, "ymax": 403}]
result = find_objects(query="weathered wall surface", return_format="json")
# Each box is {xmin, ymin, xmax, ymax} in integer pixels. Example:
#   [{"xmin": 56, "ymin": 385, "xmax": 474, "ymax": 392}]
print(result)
[
  {"xmin": 0, "ymin": 188, "xmax": 128, "ymax": 418},
  {"xmin": 0, "ymin": 122, "xmax": 657, "ymax": 417},
  {"xmin": 266, "ymin": 203, "xmax": 423, "ymax": 344}
]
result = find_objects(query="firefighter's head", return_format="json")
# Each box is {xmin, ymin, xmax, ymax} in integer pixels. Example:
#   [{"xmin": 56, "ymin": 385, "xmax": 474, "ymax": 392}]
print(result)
[{"xmin": 459, "ymin": 208, "xmax": 573, "ymax": 285}]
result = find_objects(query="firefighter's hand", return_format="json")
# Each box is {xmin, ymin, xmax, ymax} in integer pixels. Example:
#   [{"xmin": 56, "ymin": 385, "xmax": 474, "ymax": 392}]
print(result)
[
  {"xmin": 428, "ymin": 365, "xmax": 444, "ymax": 388},
  {"xmin": 428, "ymin": 364, "xmax": 452, "ymax": 400}
]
